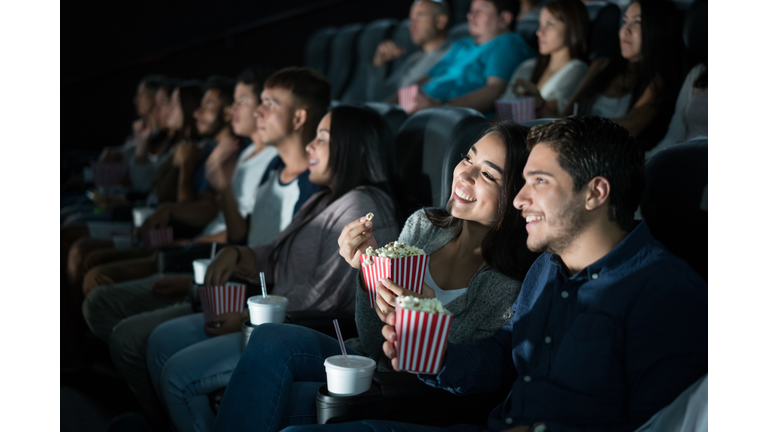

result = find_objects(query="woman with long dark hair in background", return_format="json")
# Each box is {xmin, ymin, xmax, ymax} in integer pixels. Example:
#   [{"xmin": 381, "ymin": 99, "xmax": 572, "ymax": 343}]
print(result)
[
  {"xmin": 564, "ymin": 0, "xmax": 684, "ymax": 149},
  {"xmin": 211, "ymin": 120, "xmax": 539, "ymax": 432},
  {"xmin": 142, "ymin": 105, "xmax": 402, "ymax": 432},
  {"xmin": 502, "ymin": 0, "xmax": 590, "ymax": 118}
]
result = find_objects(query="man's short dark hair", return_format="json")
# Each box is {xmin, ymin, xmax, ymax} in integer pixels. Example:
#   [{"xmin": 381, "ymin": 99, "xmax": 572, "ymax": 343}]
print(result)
[
  {"xmin": 203, "ymin": 75, "xmax": 236, "ymax": 108},
  {"xmin": 527, "ymin": 115, "xmax": 645, "ymax": 232},
  {"xmin": 487, "ymin": 0, "xmax": 521, "ymax": 30},
  {"xmin": 265, "ymin": 67, "xmax": 332, "ymax": 134},
  {"xmin": 140, "ymin": 74, "xmax": 167, "ymax": 94},
  {"xmin": 236, "ymin": 67, "xmax": 275, "ymax": 102},
  {"xmin": 422, "ymin": 0, "xmax": 450, "ymax": 18}
]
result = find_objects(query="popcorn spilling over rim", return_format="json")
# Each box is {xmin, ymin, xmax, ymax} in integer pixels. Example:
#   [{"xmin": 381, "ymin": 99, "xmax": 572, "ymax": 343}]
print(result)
[
  {"xmin": 396, "ymin": 296, "xmax": 450, "ymax": 315},
  {"xmin": 362, "ymin": 241, "xmax": 426, "ymax": 266}
]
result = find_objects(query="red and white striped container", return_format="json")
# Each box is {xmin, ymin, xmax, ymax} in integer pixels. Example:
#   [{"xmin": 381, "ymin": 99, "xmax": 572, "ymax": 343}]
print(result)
[
  {"xmin": 147, "ymin": 227, "xmax": 174, "ymax": 249},
  {"xmin": 394, "ymin": 304, "xmax": 453, "ymax": 374},
  {"xmin": 398, "ymin": 84, "xmax": 419, "ymax": 114},
  {"xmin": 199, "ymin": 283, "xmax": 248, "ymax": 323},
  {"xmin": 494, "ymin": 97, "xmax": 536, "ymax": 123},
  {"xmin": 91, "ymin": 162, "xmax": 125, "ymax": 188},
  {"xmin": 359, "ymin": 254, "xmax": 429, "ymax": 307}
]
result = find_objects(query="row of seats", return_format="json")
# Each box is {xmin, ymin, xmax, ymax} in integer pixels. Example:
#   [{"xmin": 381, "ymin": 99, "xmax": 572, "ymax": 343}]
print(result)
[{"xmin": 305, "ymin": 0, "xmax": 707, "ymax": 104}]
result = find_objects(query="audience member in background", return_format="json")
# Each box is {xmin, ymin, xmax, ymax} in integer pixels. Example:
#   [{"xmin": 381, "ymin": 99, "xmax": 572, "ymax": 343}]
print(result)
[
  {"xmin": 99, "ymin": 74, "xmax": 166, "ymax": 164},
  {"xmin": 517, "ymin": 0, "xmax": 541, "ymax": 21},
  {"xmin": 370, "ymin": 0, "xmax": 451, "ymax": 102},
  {"xmin": 564, "ymin": 0, "xmax": 684, "ymax": 149},
  {"xmin": 501, "ymin": 0, "xmax": 589, "ymax": 118},
  {"xmin": 645, "ymin": 63, "xmax": 707, "ymax": 160},
  {"xmin": 83, "ymin": 67, "xmax": 330, "ymax": 432},
  {"xmin": 146, "ymin": 105, "xmax": 404, "ymax": 432},
  {"xmin": 77, "ymin": 71, "xmax": 275, "ymax": 295},
  {"xmin": 411, "ymin": 0, "xmax": 535, "ymax": 115},
  {"xmin": 212, "ymin": 121, "xmax": 538, "ymax": 432},
  {"xmin": 291, "ymin": 116, "xmax": 706, "ymax": 432}
]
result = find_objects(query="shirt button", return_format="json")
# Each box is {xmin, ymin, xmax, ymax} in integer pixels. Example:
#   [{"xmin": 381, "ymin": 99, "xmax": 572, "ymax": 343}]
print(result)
[
  {"xmin": 505, "ymin": 417, "xmax": 513, "ymax": 424},
  {"xmin": 545, "ymin": 336, "xmax": 552, "ymax": 344},
  {"xmin": 591, "ymin": 273, "xmax": 599, "ymax": 279},
  {"xmin": 561, "ymin": 291, "xmax": 569, "ymax": 298},
  {"xmin": 523, "ymin": 375, "xmax": 531, "ymax": 382}
]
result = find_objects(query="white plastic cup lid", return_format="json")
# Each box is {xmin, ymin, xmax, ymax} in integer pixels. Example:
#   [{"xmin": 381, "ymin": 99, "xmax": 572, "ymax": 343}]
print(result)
[
  {"xmin": 247, "ymin": 295, "xmax": 288, "ymax": 306},
  {"xmin": 324, "ymin": 355, "xmax": 376, "ymax": 372}
]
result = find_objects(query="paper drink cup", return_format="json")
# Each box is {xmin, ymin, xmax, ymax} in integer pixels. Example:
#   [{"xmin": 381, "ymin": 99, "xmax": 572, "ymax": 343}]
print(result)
[
  {"xmin": 132, "ymin": 207, "xmax": 156, "ymax": 228},
  {"xmin": 147, "ymin": 226, "xmax": 174, "ymax": 249},
  {"xmin": 398, "ymin": 84, "xmax": 419, "ymax": 114},
  {"xmin": 198, "ymin": 282, "xmax": 247, "ymax": 324},
  {"xmin": 87, "ymin": 222, "xmax": 133, "ymax": 240},
  {"xmin": 324, "ymin": 355, "xmax": 377, "ymax": 396},
  {"xmin": 192, "ymin": 259, "xmax": 211, "ymax": 285},
  {"xmin": 494, "ymin": 97, "xmax": 536, "ymax": 123},
  {"xmin": 394, "ymin": 303, "xmax": 453, "ymax": 374},
  {"xmin": 247, "ymin": 295, "xmax": 289, "ymax": 325},
  {"xmin": 359, "ymin": 254, "xmax": 429, "ymax": 307}
]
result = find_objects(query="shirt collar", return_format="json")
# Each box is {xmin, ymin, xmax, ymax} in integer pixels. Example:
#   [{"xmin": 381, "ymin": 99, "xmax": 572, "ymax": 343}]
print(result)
[{"xmin": 550, "ymin": 221, "xmax": 653, "ymax": 281}]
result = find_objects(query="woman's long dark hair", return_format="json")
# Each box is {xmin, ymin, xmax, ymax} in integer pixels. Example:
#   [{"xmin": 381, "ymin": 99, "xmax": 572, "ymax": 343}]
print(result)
[
  {"xmin": 530, "ymin": 0, "xmax": 589, "ymax": 84},
  {"xmin": 425, "ymin": 121, "xmax": 540, "ymax": 282},
  {"xmin": 175, "ymin": 80, "xmax": 203, "ymax": 142},
  {"xmin": 270, "ymin": 105, "xmax": 401, "ymax": 262},
  {"xmin": 577, "ymin": 0, "xmax": 684, "ymax": 146}
]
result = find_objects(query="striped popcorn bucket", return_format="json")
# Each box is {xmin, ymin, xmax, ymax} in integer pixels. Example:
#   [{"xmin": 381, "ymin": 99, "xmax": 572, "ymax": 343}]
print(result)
[
  {"xmin": 91, "ymin": 162, "xmax": 125, "ymax": 188},
  {"xmin": 394, "ymin": 304, "xmax": 453, "ymax": 374},
  {"xmin": 198, "ymin": 283, "xmax": 248, "ymax": 324},
  {"xmin": 494, "ymin": 97, "xmax": 536, "ymax": 123},
  {"xmin": 359, "ymin": 254, "xmax": 429, "ymax": 308},
  {"xmin": 398, "ymin": 84, "xmax": 419, "ymax": 114},
  {"xmin": 147, "ymin": 227, "xmax": 174, "ymax": 249}
]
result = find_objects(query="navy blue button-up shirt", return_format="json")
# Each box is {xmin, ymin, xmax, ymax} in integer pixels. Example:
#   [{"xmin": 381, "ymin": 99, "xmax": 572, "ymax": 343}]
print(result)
[{"xmin": 421, "ymin": 222, "xmax": 707, "ymax": 432}]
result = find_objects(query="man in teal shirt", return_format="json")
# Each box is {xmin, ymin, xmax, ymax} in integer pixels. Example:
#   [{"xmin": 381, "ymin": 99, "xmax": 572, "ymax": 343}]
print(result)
[{"xmin": 413, "ymin": 0, "xmax": 534, "ymax": 115}]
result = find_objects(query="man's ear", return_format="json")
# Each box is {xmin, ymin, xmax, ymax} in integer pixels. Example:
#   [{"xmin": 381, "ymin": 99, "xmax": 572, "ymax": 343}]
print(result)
[
  {"xmin": 222, "ymin": 105, "xmax": 233, "ymax": 124},
  {"xmin": 499, "ymin": 11, "xmax": 513, "ymax": 30},
  {"xmin": 584, "ymin": 176, "xmax": 611, "ymax": 212},
  {"xmin": 293, "ymin": 108, "xmax": 307, "ymax": 132}
]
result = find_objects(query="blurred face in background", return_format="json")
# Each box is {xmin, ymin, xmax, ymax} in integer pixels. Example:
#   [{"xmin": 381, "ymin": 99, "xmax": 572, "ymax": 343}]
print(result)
[
  {"xmin": 194, "ymin": 89, "xmax": 228, "ymax": 136},
  {"xmin": 408, "ymin": 1, "xmax": 447, "ymax": 46},
  {"xmin": 133, "ymin": 82, "xmax": 156, "ymax": 118},
  {"xmin": 619, "ymin": 2, "xmax": 642, "ymax": 62},
  {"xmin": 305, "ymin": 113, "xmax": 332, "ymax": 186},
  {"xmin": 231, "ymin": 83, "xmax": 259, "ymax": 137},
  {"xmin": 467, "ymin": 0, "xmax": 511, "ymax": 45},
  {"xmin": 167, "ymin": 88, "xmax": 184, "ymax": 131},
  {"xmin": 154, "ymin": 88, "xmax": 172, "ymax": 130},
  {"xmin": 536, "ymin": 7, "xmax": 568, "ymax": 56},
  {"xmin": 255, "ymin": 86, "xmax": 297, "ymax": 147}
]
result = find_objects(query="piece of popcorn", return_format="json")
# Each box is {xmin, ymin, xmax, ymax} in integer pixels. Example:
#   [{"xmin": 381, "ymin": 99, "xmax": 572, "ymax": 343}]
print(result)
[
  {"xmin": 364, "ymin": 242, "xmax": 425, "ymax": 259},
  {"xmin": 396, "ymin": 296, "xmax": 450, "ymax": 315},
  {"xmin": 366, "ymin": 213, "xmax": 374, "ymax": 221}
]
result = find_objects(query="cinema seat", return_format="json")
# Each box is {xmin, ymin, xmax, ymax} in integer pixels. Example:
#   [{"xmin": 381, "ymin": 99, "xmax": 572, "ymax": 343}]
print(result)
[
  {"xmin": 304, "ymin": 27, "xmax": 338, "ymax": 77},
  {"xmin": 390, "ymin": 19, "xmax": 419, "ymax": 74},
  {"xmin": 326, "ymin": 23, "xmax": 364, "ymax": 100},
  {"xmin": 341, "ymin": 19, "xmax": 398, "ymax": 103},
  {"xmin": 683, "ymin": 0, "xmax": 707, "ymax": 68},
  {"xmin": 588, "ymin": 2, "xmax": 621, "ymax": 61},
  {"xmin": 363, "ymin": 102, "xmax": 408, "ymax": 137}
]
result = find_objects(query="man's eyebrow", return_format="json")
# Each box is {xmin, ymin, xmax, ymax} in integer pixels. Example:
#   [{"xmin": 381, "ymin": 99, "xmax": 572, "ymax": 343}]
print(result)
[
  {"xmin": 525, "ymin": 170, "xmax": 554, "ymax": 177},
  {"xmin": 318, "ymin": 128, "xmax": 330, "ymax": 133}
]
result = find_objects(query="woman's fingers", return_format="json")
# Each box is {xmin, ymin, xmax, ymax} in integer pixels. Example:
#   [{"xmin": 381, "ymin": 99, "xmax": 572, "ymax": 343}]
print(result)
[
  {"xmin": 376, "ymin": 281, "xmax": 398, "ymax": 307},
  {"xmin": 379, "ymin": 278, "xmax": 406, "ymax": 298}
]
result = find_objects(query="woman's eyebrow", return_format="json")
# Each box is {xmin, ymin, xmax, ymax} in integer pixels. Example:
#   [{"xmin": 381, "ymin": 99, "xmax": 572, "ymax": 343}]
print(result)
[{"xmin": 484, "ymin": 161, "xmax": 504, "ymax": 175}]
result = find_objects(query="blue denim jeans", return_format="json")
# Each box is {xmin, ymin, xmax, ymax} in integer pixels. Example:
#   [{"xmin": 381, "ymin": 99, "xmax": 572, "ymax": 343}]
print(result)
[
  {"xmin": 212, "ymin": 323, "xmax": 364, "ymax": 432},
  {"xmin": 146, "ymin": 312, "xmax": 242, "ymax": 432}
]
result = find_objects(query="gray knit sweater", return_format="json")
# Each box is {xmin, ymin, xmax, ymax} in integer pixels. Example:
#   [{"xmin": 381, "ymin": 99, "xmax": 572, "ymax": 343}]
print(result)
[{"xmin": 345, "ymin": 209, "xmax": 523, "ymax": 370}]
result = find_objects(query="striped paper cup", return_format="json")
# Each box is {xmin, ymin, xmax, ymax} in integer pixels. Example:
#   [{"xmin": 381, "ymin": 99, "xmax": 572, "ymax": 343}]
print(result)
[
  {"xmin": 146, "ymin": 227, "xmax": 173, "ymax": 249},
  {"xmin": 359, "ymin": 254, "xmax": 429, "ymax": 307},
  {"xmin": 398, "ymin": 84, "xmax": 419, "ymax": 114},
  {"xmin": 494, "ymin": 97, "xmax": 536, "ymax": 123},
  {"xmin": 198, "ymin": 282, "xmax": 248, "ymax": 323},
  {"xmin": 394, "ymin": 304, "xmax": 453, "ymax": 374}
]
